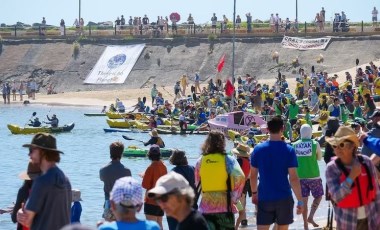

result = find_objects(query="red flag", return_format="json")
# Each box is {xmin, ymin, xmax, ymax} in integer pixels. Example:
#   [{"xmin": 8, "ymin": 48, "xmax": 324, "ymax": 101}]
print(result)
[
  {"xmin": 225, "ymin": 78, "xmax": 234, "ymax": 97},
  {"xmin": 217, "ymin": 54, "xmax": 225, "ymax": 73}
]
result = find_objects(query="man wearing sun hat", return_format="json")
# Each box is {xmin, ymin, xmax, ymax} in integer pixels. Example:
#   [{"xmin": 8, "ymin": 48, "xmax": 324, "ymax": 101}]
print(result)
[
  {"xmin": 325, "ymin": 126, "xmax": 380, "ymax": 229},
  {"xmin": 17, "ymin": 133, "xmax": 72, "ymax": 230},
  {"xmin": 147, "ymin": 172, "xmax": 208, "ymax": 230},
  {"xmin": 98, "ymin": 176, "xmax": 160, "ymax": 230}
]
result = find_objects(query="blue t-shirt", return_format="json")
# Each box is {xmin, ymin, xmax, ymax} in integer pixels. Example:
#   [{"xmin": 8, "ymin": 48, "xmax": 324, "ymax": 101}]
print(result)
[
  {"xmin": 71, "ymin": 201, "xmax": 82, "ymax": 223},
  {"xmin": 98, "ymin": 220, "xmax": 160, "ymax": 230},
  {"xmin": 251, "ymin": 140, "xmax": 298, "ymax": 202}
]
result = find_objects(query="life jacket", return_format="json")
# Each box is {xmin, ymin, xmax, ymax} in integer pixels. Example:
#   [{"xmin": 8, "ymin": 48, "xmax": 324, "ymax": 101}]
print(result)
[
  {"xmin": 156, "ymin": 137, "xmax": 165, "ymax": 148},
  {"xmin": 238, "ymin": 157, "xmax": 250, "ymax": 178},
  {"xmin": 200, "ymin": 153, "xmax": 233, "ymax": 192},
  {"xmin": 335, "ymin": 156, "xmax": 376, "ymax": 208}
]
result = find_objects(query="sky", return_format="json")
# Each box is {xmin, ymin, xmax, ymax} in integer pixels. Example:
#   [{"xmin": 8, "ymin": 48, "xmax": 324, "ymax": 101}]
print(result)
[{"xmin": 1, "ymin": 0, "xmax": 378, "ymax": 26}]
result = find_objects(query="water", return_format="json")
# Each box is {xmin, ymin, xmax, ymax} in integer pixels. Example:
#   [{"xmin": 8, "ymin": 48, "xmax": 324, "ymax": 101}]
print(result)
[{"xmin": 0, "ymin": 104, "xmax": 330, "ymax": 229}]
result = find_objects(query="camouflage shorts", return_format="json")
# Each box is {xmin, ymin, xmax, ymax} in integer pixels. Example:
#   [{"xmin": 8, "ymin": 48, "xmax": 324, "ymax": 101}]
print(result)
[{"xmin": 102, "ymin": 200, "xmax": 116, "ymax": 221}]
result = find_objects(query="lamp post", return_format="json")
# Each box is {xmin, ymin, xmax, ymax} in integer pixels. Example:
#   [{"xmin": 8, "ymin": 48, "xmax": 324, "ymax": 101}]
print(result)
[
  {"xmin": 230, "ymin": 0, "xmax": 236, "ymax": 112},
  {"xmin": 296, "ymin": 0, "xmax": 298, "ymax": 21},
  {"xmin": 79, "ymin": 0, "xmax": 81, "ymax": 21}
]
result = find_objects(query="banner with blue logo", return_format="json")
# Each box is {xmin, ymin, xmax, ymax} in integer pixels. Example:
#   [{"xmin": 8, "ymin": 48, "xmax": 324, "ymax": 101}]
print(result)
[{"xmin": 84, "ymin": 44, "xmax": 145, "ymax": 84}]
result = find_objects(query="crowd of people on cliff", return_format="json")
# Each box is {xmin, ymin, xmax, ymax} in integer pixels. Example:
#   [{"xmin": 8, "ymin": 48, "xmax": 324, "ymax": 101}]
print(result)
[{"xmin": 29, "ymin": 5, "xmax": 379, "ymax": 38}]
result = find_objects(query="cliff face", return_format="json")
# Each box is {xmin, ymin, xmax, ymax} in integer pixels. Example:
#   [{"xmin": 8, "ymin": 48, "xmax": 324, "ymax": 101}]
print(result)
[{"xmin": 1, "ymin": 37, "xmax": 380, "ymax": 93}]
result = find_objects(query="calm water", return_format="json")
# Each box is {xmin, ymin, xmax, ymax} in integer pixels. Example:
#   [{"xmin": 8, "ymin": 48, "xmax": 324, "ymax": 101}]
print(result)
[{"xmin": 0, "ymin": 104, "xmax": 329, "ymax": 229}]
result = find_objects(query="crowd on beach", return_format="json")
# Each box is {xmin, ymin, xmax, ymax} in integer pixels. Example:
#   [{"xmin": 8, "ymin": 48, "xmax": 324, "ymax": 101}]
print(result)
[
  {"xmin": 1, "ymin": 79, "xmax": 38, "ymax": 104},
  {"xmin": 2, "ymin": 58, "xmax": 380, "ymax": 230}
]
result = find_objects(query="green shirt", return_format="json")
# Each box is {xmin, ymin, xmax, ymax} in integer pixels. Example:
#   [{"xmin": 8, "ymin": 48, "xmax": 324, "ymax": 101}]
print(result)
[
  {"xmin": 288, "ymin": 104, "xmax": 299, "ymax": 120},
  {"xmin": 293, "ymin": 139, "xmax": 320, "ymax": 179}
]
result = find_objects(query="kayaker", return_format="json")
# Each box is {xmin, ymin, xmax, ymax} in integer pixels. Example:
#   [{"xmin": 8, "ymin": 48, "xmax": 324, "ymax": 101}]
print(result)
[
  {"xmin": 178, "ymin": 111, "xmax": 188, "ymax": 131},
  {"xmin": 144, "ymin": 129, "xmax": 165, "ymax": 148},
  {"xmin": 45, "ymin": 114, "xmax": 59, "ymax": 128},
  {"xmin": 101, "ymin": 106, "xmax": 107, "ymax": 113},
  {"xmin": 115, "ymin": 98, "xmax": 125, "ymax": 113},
  {"xmin": 29, "ymin": 117, "xmax": 41, "ymax": 127},
  {"xmin": 109, "ymin": 104, "xmax": 117, "ymax": 112}
]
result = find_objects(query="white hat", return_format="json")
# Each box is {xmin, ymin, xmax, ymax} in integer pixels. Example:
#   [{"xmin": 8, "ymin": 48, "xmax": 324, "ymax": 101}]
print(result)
[
  {"xmin": 111, "ymin": 177, "xmax": 143, "ymax": 206},
  {"xmin": 147, "ymin": 172, "xmax": 189, "ymax": 198}
]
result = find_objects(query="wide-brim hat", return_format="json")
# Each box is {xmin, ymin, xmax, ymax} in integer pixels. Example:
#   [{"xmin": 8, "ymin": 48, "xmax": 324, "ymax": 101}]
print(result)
[
  {"xmin": 325, "ymin": 126, "xmax": 359, "ymax": 148},
  {"xmin": 149, "ymin": 129, "xmax": 159, "ymax": 137},
  {"xmin": 19, "ymin": 160, "xmax": 41, "ymax": 180},
  {"xmin": 231, "ymin": 143, "xmax": 251, "ymax": 158},
  {"xmin": 22, "ymin": 133, "xmax": 63, "ymax": 153}
]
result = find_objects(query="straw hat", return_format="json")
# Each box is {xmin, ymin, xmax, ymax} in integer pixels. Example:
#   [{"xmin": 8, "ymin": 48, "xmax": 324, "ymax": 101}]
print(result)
[
  {"xmin": 149, "ymin": 129, "xmax": 159, "ymax": 137},
  {"xmin": 231, "ymin": 143, "xmax": 251, "ymax": 158},
  {"xmin": 325, "ymin": 126, "xmax": 359, "ymax": 148},
  {"xmin": 19, "ymin": 160, "xmax": 41, "ymax": 180},
  {"xmin": 72, "ymin": 189, "xmax": 83, "ymax": 202}
]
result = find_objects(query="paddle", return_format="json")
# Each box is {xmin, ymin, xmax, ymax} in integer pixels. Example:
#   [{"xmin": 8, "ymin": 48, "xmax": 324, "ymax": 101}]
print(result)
[
  {"xmin": 122, "ymin": 135, "xmax": 144, "ymax": 143},
  {"xmin": 25, "ymin": 112, "xmax": 37, "ymax": 126}
]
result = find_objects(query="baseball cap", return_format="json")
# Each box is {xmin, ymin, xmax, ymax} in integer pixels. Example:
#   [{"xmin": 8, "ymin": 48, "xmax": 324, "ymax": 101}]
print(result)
[
  {"xmin": 110, "ymin": 176, "xmax": 143, "ymax": 207},
  {"xmin": 147, "ymin": 172, "xmax": 189, "ymax": 198}
]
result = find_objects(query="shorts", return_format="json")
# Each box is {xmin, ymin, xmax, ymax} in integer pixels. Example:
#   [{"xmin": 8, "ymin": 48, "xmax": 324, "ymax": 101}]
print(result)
[
  {"xmin": 242, "ymin": 179, "xmax": 252, "ymax": 197},
  {"xmin": 203, "ymin": 212, "xmax": 235, "ymax": 230},
  {"xmin": 373, "ymin": 17, "xmax": 377, "ymax": 22},
  {"xmin": 144, "ymin": 203, "xmax": 164, "ymax": 216},
  {"xmin": 257, "ymin": 197, "xmax": 294, "ymax": 225},
  {"xmin": 300, "ymin": 178, "xmax": 324, "ymax": 198},
  {"xmin": 102, "ymin": 200, "xmax": 116, "ymax": 221},
  {"xmin": 212, "ymin": 24, "xmax": 216, "ymax": 28}
]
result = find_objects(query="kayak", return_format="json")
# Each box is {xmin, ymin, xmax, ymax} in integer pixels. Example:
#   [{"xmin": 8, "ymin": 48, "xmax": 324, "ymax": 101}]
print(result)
[
  {"xmin": 84, "ymin": 113, "xmax": 106, "ymax": 117},
  {"xmin": 123, "ymin": 147, "xmax": 173, "ymax": 158},
  {"xmin": 156, "ymin": 128, "xmax": 209, "ymax": 135},
  {"xmin": 103, "ymin": 128, "xmax": 149, "ymax": 133},
  {"xmin": 106, "ymin": 111, "xmax": 148, "ymax": 120},
  {"xmin": 106, "ymin": 119, "xmax": 131, "ymax": 128},
  {"xmin": 8, "ymin": 123, "xmax": 75, "ymax": 135},
  {"xmin": 157, "ymin": 124, "xmax": 198, "ymax": 131}
]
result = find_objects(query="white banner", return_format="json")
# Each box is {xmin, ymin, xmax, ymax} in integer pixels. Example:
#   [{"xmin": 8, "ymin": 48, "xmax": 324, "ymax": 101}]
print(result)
[
  {"xmin": 281, "ymin": 36, "xmax": 331, "ymax": 50},
  {"xmin": 84, "ymin": 44, "xmax": 145, "ymax": 84}
]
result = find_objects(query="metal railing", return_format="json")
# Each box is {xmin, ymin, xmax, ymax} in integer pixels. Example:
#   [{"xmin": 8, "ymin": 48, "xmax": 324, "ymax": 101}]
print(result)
[{"xmin": 0, "ymin": 20, "xmax": 379, "ymax": 38}]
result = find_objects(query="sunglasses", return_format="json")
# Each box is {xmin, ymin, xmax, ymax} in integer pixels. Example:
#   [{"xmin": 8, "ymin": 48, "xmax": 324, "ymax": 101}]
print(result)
[
  {"xmin": 29, "ymin": 147, "xmax": 37, "ymax": 154},
  {"xmin": 154, "ymin": 191, "xmax": 177, "ymax": 203},
  {"xmin": 332, "ymin": 142, "xmax": 351, "ymax": 149}
]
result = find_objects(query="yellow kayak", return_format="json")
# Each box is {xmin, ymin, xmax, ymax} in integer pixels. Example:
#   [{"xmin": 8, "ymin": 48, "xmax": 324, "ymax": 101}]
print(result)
[
  {"xmin": 8, "ymin": 123, "xmax": 75, "ymax": 135},
  {"xmin": 106, "ymin": 119, "xmax": 131, "ymax": 128}
]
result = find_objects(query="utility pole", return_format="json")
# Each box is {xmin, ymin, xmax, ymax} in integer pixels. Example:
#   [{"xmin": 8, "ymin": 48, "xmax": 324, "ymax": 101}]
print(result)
[
  {"xmin": 296, "ymin": 0, "xmax": 298, "ymax": 21},
  {"xmin": 79, "ymin": 0, "xmax": 81, "ymax": 21},
  {"xmin": 230, "ymin": 0, "xmax": 236, "ymax": 112}
]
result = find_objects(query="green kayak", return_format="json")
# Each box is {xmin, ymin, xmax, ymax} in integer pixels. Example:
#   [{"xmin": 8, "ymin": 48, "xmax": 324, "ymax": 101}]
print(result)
[{"xmin": 123, "ymin": 148, "xmax": 173, "ymax": 158}]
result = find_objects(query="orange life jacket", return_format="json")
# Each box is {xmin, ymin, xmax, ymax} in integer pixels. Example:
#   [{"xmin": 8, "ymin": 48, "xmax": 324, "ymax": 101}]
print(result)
[
  {"xmin": 335, "ymin": 156, "xmax": 376, "ymax": 208},
  {"xmin": 239, "ymin": 157, "xmax": 250, "ymax": 178}
]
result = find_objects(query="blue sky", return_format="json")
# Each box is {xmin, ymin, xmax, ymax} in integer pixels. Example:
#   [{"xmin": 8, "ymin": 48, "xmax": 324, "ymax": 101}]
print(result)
[{"xmin": 1, "ymin": 0, "xmax": 378, "ymax": 26}]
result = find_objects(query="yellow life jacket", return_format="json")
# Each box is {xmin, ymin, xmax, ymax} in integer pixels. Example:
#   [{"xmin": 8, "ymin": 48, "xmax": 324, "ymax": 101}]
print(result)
[{"xmin": 200, "ymin": 153, "xmax": 233, "ymax": 192}]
